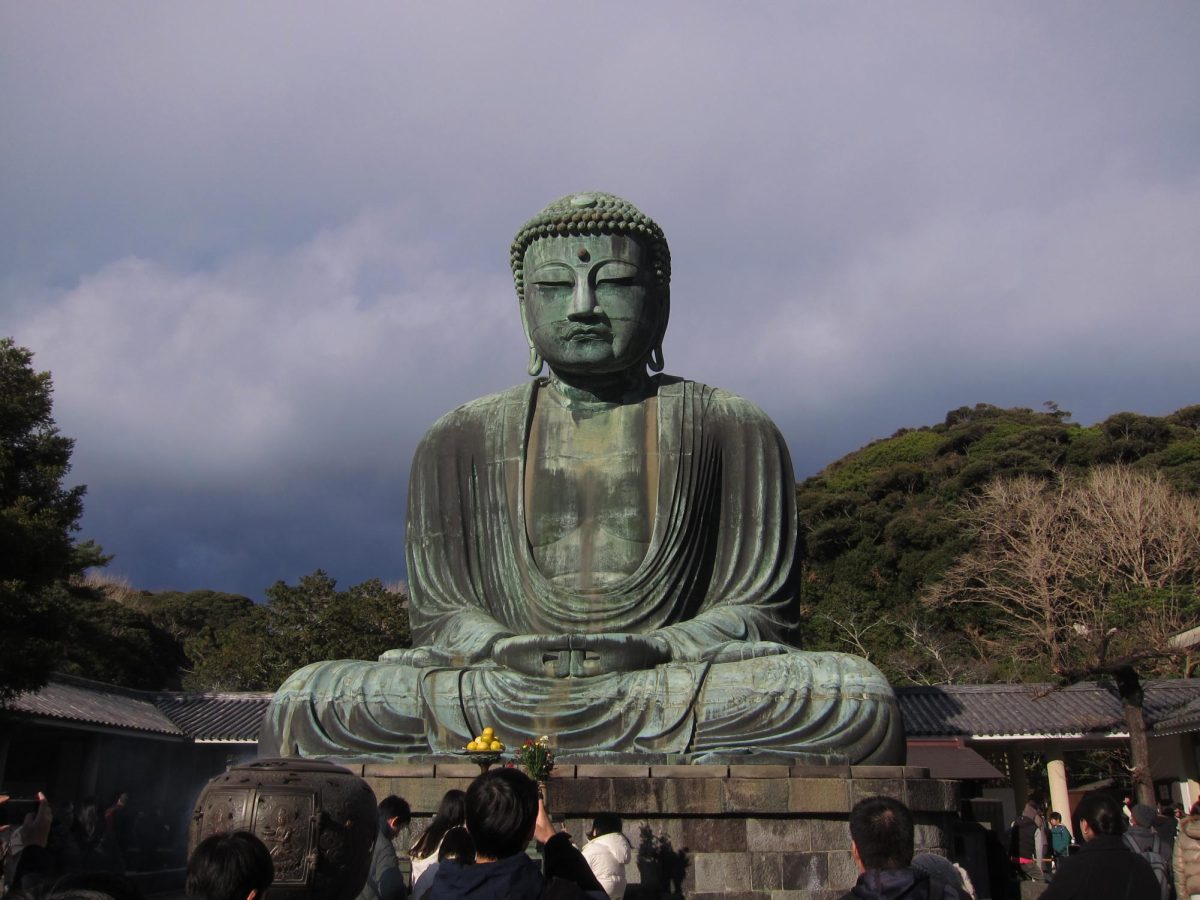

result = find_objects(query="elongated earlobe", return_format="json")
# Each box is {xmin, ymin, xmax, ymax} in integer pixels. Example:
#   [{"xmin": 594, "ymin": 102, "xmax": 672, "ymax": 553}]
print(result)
[
  {"xmin": 648, "ymin": 344, "xmax": 665, "ymax": 373},
  {"xmin": 528, "ymin": 347, "xmax": 544, "ymax": 376}
]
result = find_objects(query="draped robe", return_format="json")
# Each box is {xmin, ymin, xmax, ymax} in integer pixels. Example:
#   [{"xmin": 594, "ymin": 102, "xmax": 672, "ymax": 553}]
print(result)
[{"xmin": 260, "ymin": 376, "xmax": 902, "ymax": 764}]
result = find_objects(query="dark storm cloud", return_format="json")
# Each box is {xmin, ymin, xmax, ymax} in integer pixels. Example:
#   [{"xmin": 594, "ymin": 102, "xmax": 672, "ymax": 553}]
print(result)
[{"xmin": 2, "ymin": 2, "xmax": 1197, "ymax": 597}]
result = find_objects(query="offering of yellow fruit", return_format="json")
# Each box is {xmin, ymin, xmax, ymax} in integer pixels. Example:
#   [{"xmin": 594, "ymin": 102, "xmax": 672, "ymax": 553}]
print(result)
[{"xmin": 465, "ymin": 726, "xmax": 505, "ymax": 752}]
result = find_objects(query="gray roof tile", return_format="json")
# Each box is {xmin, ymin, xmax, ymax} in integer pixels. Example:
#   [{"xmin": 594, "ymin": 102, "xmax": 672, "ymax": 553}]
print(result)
[
  {"xmin": 5, "ymin": 675, "xmax": 183, "ymax": 736},
  {"xmin": 896, "ymin": 679, "xmax": 1200, "ymax": 738},
  {"xmin": 156, "ymin": 693, "xmax": 272, "ymax": 742}
]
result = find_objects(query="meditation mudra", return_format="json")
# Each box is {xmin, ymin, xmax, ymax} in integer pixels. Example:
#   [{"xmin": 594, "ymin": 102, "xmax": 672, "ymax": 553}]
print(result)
[{"xmin": 260, "ymin": 192, "xmax": 902, "ymax": 764}]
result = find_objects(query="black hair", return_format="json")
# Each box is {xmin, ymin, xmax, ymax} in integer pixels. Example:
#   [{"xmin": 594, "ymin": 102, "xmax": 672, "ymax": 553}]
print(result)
[
  {"xmin": 438, "ymin": 826, "xmax": 476, "ymax": 864},
  {"xmin": 379, "ymin": 795, "xmax": 411, "ymax": 826},
  {"xmin": 589, "ymin": 813, "xmax": 623, "ymax": 839},
  {"xmin": 465, "ymin": 768, "xmax": 538, "ymax": 860},
  {"xmin": 1048, "ymin": 811, "xmax": 1062, "ymax": 823},
  {"xmin": 185, "ymin": 831, "xmax": 274, "ymax": 900},
  {"xmin": 848, "ymin": 796, "xmax": 914, "ymax": 870},
  {"xmin": 1074, "ymin": 792, "xmax": 1125, "ymax": 837},
  {"xmin": 411, "ymin": 789, "xmax": 467, "ymax": 860}
]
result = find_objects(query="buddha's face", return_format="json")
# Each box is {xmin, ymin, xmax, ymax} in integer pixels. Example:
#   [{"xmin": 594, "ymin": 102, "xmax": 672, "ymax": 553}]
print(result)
[{"xmin": 522, "ymin": 234, "xmax": 662, "ymax": 376}]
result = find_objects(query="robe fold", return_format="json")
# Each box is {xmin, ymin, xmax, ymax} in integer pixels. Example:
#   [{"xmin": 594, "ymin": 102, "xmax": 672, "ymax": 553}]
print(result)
[{"xmin": 260, "ymin": 376, "xmax": 903, "ymax": 764}]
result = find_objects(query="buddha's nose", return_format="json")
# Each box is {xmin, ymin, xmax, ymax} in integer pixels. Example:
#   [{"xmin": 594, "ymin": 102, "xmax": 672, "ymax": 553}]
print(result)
[{"xmin": 569, "ymin": 279, "xmax": 599, "ymax": 317}]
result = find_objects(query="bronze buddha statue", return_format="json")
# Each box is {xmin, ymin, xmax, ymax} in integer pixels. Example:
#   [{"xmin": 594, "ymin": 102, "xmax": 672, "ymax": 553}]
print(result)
[{"xmin": 260, "ymin": 192, "xmax": 902, "ymax": 764}]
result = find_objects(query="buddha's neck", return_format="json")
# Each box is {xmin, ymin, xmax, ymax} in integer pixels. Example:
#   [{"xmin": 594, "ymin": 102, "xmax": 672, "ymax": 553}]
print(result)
[{"xmin": 545, "ymin": 368, "xmax": 652, "ymax": 406}]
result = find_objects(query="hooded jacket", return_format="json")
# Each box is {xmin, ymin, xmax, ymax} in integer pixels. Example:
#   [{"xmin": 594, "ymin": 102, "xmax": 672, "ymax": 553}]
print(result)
[
  {"xmin": 430, "ymin": 852, "xmax": 544, "ymax": 900},
  {"xmin": 840, "ymin": 867, "xmax": 965, "ymax": 900},
  {"xmin": 581, "ymin": 833, "xmax": 631, "ymax": 899},
  {"xmin": 428, "ymin": 833, "xmax": 605, "ymax": 900}
]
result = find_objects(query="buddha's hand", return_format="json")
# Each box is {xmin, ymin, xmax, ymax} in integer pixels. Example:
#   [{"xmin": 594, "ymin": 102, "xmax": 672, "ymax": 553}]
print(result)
[
  {"xmin": 492, "ymin": 635, "xmax": 574, "ymax": 677},
  {"xmin": 492, "ymin": 633, "xmax": 671, "ymax": 678},
  {"xmin": 702, "ymin": 641, "xmax": 789, "ymax": 664},
  {"xmin": 569, "ymin": 633, "xmax": 671, "ymax": 676},
  {"xmin": 378, "ymin": 646, "xmax": 457, "ymax": 667}
]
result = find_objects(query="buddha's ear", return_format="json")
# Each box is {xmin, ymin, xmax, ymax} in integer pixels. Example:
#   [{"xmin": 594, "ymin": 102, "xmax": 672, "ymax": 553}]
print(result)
[
  {"xmin": 518, "ymin": 289, "xmax": 533, "ymax": 345},
  {"xmin": 517, "ymin": 286, "xmax": 543, "ymax": 376},
  {"xmin": 649, "ymin": 286, "xmax": 670, "ymax": 372},
  {"xmin": 656, "ymin": 287, "xmax": 670, "ymax": 344}
]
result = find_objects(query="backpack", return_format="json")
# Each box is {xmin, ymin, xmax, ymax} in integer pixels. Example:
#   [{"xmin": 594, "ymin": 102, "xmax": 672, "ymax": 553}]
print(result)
[
  {"xmin": 1123, "ymin": 830, "xmax": 1170, "ymax": 900},
  {"xmin": 1008, "ymin": 815, "xmax": 1035, "ymax": 859}
]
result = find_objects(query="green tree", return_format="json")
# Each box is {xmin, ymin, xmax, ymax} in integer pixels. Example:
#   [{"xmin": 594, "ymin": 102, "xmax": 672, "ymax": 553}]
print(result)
[
  {"xmin": 64, "ymin": 577, "xmax": 261, "ymax": 690},
  {"xmin": 0, "ymin": 338, "xmax": 107, "ymax": 700},
  {"xmin": 184, "ymin": 571, "xmax": 411, "ymax": 690},
  {"xmin": 183, "ymin": 603, "xmax": 276, "ymax": 690},
  {"xmin": 55, "ymin": 587, "xmax": 186, "ymax": 688}
]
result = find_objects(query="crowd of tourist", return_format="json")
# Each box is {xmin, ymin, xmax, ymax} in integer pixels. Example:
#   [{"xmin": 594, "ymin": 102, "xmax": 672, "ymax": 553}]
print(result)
[
  {"xmin": 1003, "ymin": 789, "xmax": 1200, "ymax": 898},
  {"xmin": 5, "ymin": 775, "xmax": 1200, "ymax": 900},
  {"xmin": 0, "ymin": 789, "xmax": 188, "ymax": 895}
]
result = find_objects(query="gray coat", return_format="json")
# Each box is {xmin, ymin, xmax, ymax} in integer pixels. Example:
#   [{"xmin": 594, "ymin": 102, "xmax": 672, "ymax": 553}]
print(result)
[{"xmin": 357, "ymin": 821, "xmax": 406, "ymax": 900}]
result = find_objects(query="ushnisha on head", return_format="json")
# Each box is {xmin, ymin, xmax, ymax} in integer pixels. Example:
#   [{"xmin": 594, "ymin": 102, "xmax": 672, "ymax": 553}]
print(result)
[{"xmin": 512, "ymin": 192, "xmax": 671, "ymax": 378}]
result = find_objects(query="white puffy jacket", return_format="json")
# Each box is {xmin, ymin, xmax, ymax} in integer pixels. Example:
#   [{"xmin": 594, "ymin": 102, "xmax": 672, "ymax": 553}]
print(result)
[{"xmin": 582, "ymin": 832, "xmax": 631, "ymax": 899}]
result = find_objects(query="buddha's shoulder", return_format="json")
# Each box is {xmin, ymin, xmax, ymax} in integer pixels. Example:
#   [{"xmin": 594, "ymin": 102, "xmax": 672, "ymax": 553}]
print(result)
[
  {"xmin": 417, "ymin": 383, "xmax": 532, "ymax": 444},
  {"xmin": 658, "ymin": 375, "xmax": 780, "ymax": 430}
]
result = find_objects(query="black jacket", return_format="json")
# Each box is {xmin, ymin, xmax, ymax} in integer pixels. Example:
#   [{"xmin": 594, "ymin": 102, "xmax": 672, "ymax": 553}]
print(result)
[
  {"xmin": 357, "ymin": 821, "xmax": 406, "ymax": 900},
  {"xmin": 1040, "ymin": 833, "xmax": 1160, "ymax": 900},
  {"xmin": 839, "ymin": 867, "xmax": 965, "ymax": 900},
  {"xmin": 429, "ymin": 833, "xmax": 605, "ymax": 900}
]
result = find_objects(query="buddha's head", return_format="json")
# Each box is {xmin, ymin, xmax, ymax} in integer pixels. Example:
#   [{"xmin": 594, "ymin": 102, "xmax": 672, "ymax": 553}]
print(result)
[{"xmin": 511, "ymin": 192, "xmax": 671, "ymax": 378}]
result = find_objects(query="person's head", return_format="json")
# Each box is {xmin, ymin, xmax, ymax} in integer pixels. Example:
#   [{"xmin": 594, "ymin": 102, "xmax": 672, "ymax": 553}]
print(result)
[
  {"xmin": 1131, "ymin": 803, "xmax": 1157, "ymax": 828},
  {"xmin": 848, "ymin": 796, "xmax": 914, "ymax": 871},
  {"xmin": 411, "ymin": 789, "xmax": 466, "ymax": 859},
  {"xmin": 114, "ymin": 793, "xmax": 128, "ymax": 808},
  {"xmin": 378, "ymin": 795, "xmax": 411, "ymax": 839},
  {"xmin": 1074, "ymin": 792, "xmax": 1125, "ymax": 841},
  {"xmin": 511, "ymin": 192, "xmax": 671, "ymax": 380},
  {"xmin": 432, "ymin": 790, "xmax": 467, "ymax": 832},
  {"xmin": 1048, "ymin": 812, "xmax": 1062, "ymax": 825},
  {"xmin": 465, "ymin": 767, "xmax": 539, "ymax": 861},
  {"xmin": 588, "ymin": 813, "xmax": 623, "ymax": 841},
  {"xmin": 438, "ymin": 826, "xmax": 476, "ymax": 864},
  {"xmin": 185, "ymin": 831, "xmax": 274, "ymax": 900}
]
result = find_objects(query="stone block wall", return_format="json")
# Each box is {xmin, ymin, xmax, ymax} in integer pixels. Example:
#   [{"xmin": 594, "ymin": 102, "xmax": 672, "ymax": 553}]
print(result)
[{"xmin": 357, "ymin": 763, "xmax": 959, "ymax": 900}]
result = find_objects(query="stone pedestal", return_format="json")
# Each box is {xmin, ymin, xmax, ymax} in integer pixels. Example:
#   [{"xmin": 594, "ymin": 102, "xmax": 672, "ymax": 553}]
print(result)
[{"xmin": 358, "ymin": 762, "xmax": 959, "ymax": 900}]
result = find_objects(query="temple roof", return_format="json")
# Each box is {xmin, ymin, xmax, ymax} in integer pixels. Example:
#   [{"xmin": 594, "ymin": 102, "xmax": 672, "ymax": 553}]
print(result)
[
  {"xmin": 895, "ymin": 679, "xmax": 1200, "ymax": 739},
  {"xmin": 4, "ymin": 674, "xmax": 184, "ymax": 737},
  {"xmin": 155, "ymin": 692, "xmax": 273, "ymax": 742}
]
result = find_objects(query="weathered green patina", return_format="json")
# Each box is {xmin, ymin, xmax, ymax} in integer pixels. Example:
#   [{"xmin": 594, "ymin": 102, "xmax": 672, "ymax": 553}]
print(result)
[{"xmin": 260, "ymin": 192, "xmax": 903, "ymax": 764}]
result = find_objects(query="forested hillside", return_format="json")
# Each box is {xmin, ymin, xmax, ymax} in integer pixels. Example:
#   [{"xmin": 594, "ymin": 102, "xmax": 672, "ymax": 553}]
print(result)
[
  {"xmin": 795, "ymin": 403, "xmax": 1200, "ymax": 684},
  {"xmin": 70, "ymin": 572, "xmax": 410, "ymax": 691}
]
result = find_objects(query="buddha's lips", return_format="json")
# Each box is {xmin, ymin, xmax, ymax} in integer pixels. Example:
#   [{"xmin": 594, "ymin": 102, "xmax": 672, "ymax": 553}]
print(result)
[{"xmin": 563, "ymin": 324, "xmax": 612, "ymax": 340}]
